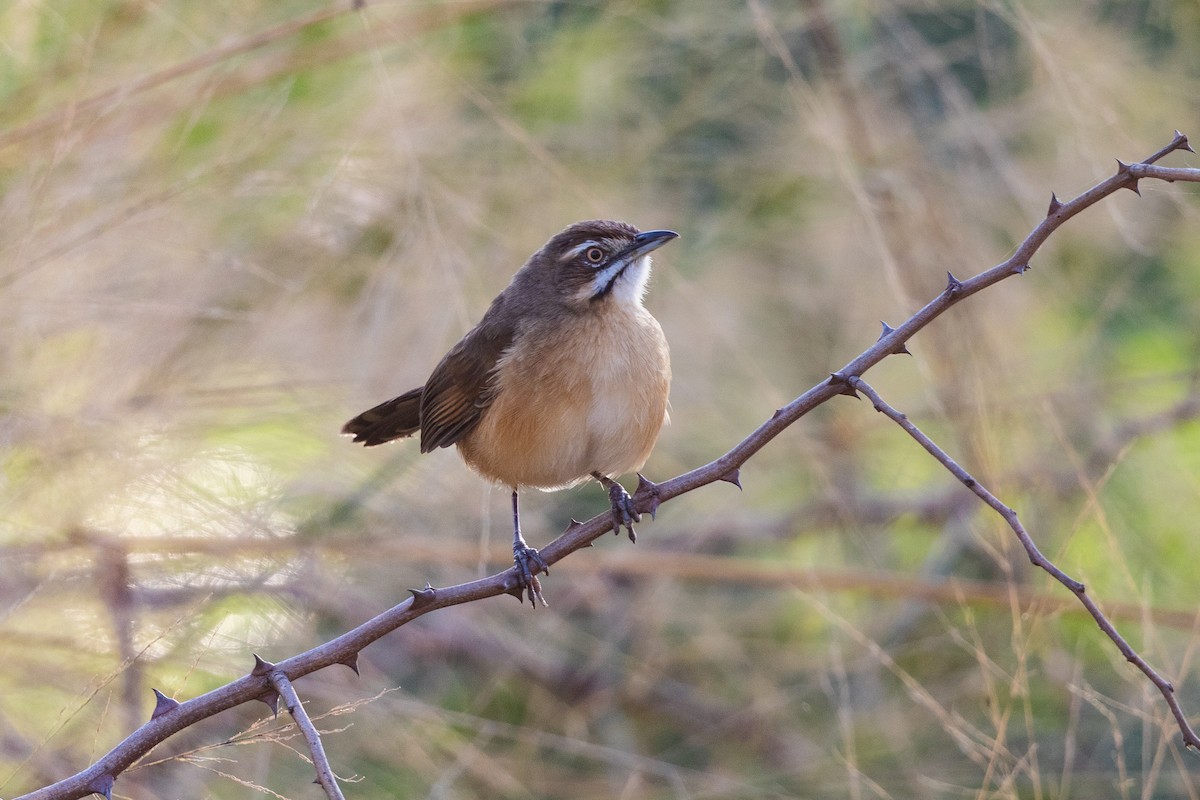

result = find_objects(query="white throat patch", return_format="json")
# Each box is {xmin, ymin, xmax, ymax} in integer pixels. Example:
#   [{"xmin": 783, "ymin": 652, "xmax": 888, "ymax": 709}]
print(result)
[{"xmin": 591, "ymin": 254, "xmax": 652, "ymax": 305}]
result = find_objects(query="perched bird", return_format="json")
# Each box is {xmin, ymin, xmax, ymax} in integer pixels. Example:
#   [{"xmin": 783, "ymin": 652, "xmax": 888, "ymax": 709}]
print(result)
[{"xmin": 343, "ymin": 220, "xmax": 677, "ymax": 604}]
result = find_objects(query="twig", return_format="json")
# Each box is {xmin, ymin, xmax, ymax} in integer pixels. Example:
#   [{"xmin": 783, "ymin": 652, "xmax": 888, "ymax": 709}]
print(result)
[
  {"xmin": 13, "ymin": 132, "xmax": 1197, "ymax": 800},
  {"xmin": 846, "ymin": 376, "xmax": 1200, "ymax": 751},
  {"xmin": 257, "ymin": 658, "xmax": 347, "ymax": 800}
]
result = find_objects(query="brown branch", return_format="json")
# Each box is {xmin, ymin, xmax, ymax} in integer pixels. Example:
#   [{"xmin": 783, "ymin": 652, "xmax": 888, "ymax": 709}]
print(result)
[
  {"xmin": 14, "ymin": 131, "xmax": 1196, "ymax": 800},
  {"xmin": 1125, "ymin": 163, "xmax": 1200, "ymax": 184},
  {"xmin": 845, "ymin": 376, "xmax": 1200, "ymax": 751},
  {"xmin": 258, "ymin": 659, "xmax": 347, "ymax": 800}
]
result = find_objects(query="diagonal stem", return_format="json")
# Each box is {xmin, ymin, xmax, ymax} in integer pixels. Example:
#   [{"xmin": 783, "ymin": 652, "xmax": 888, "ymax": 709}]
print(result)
[
  {"xmin": 266, "ymin": 671, "xmax": 347, "ymax": 800},
  {"xmin": 847, "ymin": 375, "xmax": 1200, "ymax": 751}
]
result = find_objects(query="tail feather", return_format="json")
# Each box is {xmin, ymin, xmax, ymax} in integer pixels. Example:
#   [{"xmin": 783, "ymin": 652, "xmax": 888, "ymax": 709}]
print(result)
[{"xmin": 342, "ymin": 388, "xmax": 423, "ymax": 446}]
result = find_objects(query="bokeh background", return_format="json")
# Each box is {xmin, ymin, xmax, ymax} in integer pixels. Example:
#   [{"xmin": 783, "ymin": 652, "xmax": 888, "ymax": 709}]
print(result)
[{"xmin": 3, "ymin": 1, "xmax": 1200, "ymax": 797}]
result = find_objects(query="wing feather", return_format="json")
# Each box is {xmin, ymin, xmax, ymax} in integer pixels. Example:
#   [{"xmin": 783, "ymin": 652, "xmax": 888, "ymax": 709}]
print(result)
[
  {"xmin": 418, "ymin": 294, "xmax": 517, "ymax": 452},
  {"xmin": 342, "ymin": 388, "xmax": 423, "ymax": 446}
]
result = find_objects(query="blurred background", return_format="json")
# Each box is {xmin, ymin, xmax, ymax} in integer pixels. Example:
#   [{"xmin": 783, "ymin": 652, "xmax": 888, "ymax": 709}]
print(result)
[{"xmin": 2, "ymin": 1, "xmax": 1199, "ymax": 797}]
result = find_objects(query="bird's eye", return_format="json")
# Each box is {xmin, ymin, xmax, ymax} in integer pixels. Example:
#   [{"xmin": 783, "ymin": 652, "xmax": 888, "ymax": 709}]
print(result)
[{"xmin": 585, "ymin": 247, "xmax": 605, "ymax": 264}]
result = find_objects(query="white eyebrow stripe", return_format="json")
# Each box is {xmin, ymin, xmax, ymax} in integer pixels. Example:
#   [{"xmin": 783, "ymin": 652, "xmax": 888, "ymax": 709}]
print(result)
[{"xmin": 561, "ymin": 240, "xmax": 601, "ymax": 261}]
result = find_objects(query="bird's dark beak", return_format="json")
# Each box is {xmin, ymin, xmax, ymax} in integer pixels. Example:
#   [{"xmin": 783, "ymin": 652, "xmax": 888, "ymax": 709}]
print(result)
[{"xmin": 623, "ymin": 229, "xmax": 679, "ymax": 261}]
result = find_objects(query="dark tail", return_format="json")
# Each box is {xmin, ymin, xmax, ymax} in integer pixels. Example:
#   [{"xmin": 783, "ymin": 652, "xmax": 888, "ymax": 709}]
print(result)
[{"xmin": 342, "ymin": 387, "xmax": 423, "ymax": 446}]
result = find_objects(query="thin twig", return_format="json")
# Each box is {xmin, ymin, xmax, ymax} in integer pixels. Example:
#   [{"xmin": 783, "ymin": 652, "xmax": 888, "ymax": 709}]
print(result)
[
  {"xmin": 847, "ymin": 376, "xmax": 1200, "ymax": 751},
  {"xmin": 13, "ymin": 132, "xmax": 1197, "ymax": 800},
  {"xmin": 259, "ymin": 660, "xmax": 347, "ymax": 800}
]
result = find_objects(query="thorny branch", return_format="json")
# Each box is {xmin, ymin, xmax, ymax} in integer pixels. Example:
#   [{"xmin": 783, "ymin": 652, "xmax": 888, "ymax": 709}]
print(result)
[
  {"xmin": 846, "ymin": 376, "xmax": 1200, "ymax": 750},
  {"xmin": 256, "ymin": 658, "xmax": 348, "ymax": 800},
  {"xmin": 15, "ymin": 132, "xmax": 1199, "ymax": 800}
]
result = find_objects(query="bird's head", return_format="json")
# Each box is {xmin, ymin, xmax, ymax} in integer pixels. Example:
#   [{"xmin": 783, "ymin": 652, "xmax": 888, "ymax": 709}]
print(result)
[{"xmin": 532, "ymin": 220, "xmax": 679, "ymax": 309}]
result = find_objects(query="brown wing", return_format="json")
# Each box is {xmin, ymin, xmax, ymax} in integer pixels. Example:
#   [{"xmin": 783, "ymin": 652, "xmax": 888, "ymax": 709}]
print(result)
[
  {"xmin": 418, "ymin": 294, "xmax": 517, "ymax": 452},
  {"xmin": 342, "ymin": 387, "xmax": 423, "ymax": 446}
]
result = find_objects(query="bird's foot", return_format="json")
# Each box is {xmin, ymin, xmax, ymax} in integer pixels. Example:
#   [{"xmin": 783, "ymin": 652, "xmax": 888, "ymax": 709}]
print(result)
[
  {"xmin": 511, "ymin": 540, "xmax": 549, "ymax": 607},
  {"xmin": 606, "ymin": 480, "xmax": 641, "ymax": 543}
]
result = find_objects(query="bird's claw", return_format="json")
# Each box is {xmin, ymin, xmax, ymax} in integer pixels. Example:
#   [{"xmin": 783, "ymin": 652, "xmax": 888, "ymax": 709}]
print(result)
[
  {"xmin": 513, "ymin": 543, "xmax": 549, "ymax": 607},
  {"xmin": 607, "ymin": 481, "xmax": 641, "ymax": 543}
]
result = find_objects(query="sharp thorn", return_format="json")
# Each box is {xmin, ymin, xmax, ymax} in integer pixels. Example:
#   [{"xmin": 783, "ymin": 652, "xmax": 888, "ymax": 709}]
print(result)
[
  {"xmin": 1012, "ymin": 263, "xmax": 1029, "ymax": 275},
  {"xmin": 258, "ymin": 690, "xmax": 280, "ymax": 718},
  {"xmin": 563, "ymin": 517, "xmax": 585, "ymax": 533},
  {"xmin": 504, "ymin": 584, "xmax": 526, "ymax": 602},
  {"xmin": 634, "ymin": 473, "xmax": 661, "ymax": 520},
  {"xmin": 87, "ymin": 774, "xmax": 114, "ymax": 800},
  {"xmin": 829, "ymin": 372, "xmax": 859, "ymax": 398},
  {"xmin": 251, "ymin": 654, "xmax": 275, "ymax": 677},
  {"xmin": 150, "ymin": 688, "xmax": 180, "ymax": 720},
  {"xmin": 719, "ymin": 467, "xmax": 743, "ymax": 490},
  {"xmin": 1047, "ymin": 192, "xmax": 1063, "ymax": 216},
  {"xmin": 339, "ymin": 653, "xmax": 361, "ymax": 676},
  {"xmin": 1175, "ymin": 130, "xmax": 1194, "ymax": 153},
  {"xmin": 945, "ymin": 271, "xmax": 963, "ymax": 293},
  {"xmin": 878, "ymin": 322, "xmax": 910, "ymax": 356},
  {"xmin": 408, "ymin": 585, "xmax": 437, "ymax": 609},
  {"xmin": 1115, "ymin": 159, "xmax": 1141, "ymax": 194}
]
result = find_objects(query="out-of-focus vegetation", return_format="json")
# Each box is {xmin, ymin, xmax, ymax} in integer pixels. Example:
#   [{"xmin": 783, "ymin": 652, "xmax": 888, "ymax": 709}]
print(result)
[{"xmin": 2, "ymin": 1, "xmax": 1199, "ymax": 797}]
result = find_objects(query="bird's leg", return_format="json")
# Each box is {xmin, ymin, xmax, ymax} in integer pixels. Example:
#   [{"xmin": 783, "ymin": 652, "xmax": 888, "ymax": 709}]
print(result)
[
  {"xmin": 510, "ymin": 489, "xmax": 549, "ymax": 607},
  {"xmin": 591, "ymin": 472, "xmax": 641, "ymax": 543}
]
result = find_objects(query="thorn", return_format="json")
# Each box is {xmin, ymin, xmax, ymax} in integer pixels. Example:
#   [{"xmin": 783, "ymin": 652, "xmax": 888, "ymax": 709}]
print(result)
[
  {"xmin": 634, "ymin": 473, "xmax": 661, "ymax": 520},
  {"xmin": 251, "ymin": 654, "xmax": 275, "ymax": 677},
  {"xmin": 829, "ymin": 372, "xmax": 859, "ymax": 398},
  {"xmin": 1115, "ymin": 159, "xmax": 1141, "ymax": 195},
  {"xmin": 1047, "ymin": 193, "xmax": 1063, "ymax": 216},
  {"xmin": 1175, "ymin": 130, "xmax": 1194, "ymax": 153},
  {"xmin": 878, "ymin": 321, "xmax": 910, "ymax": 356},
  {"xmin": 1012, "ymin": 263, "xmax": 1029, "ymax": 275},
  {"xmin": 408, "ymin": 585, "xmax": 437, "ymax": 609},
  {"xmin": 945, "ymin": 271, "xmax": 963, "ymax": 294},
  {"xmin": 562, "ymin": 517, "xmax": 585, "ymax": 533},
  {"xmin": 150, "ymin": 688, "xmax": 180, "ymax": 720},
  {"xmin": 339, "ymin": 653, "xmax": 361, "ymax": 676},
  {"xmin": 258, "ymin": 690, "xmax": 280, "ymax": 718},
  {"xmin": 719, "ymin": 467, "xmax": 743, "ymax": 490},
  {"xmin": 503, "ymin": 583, "xmax": 526, "ymax": 602},
  {"xmin": 87, "ymin": 774, "xmax": 114, "ymax": 800}
]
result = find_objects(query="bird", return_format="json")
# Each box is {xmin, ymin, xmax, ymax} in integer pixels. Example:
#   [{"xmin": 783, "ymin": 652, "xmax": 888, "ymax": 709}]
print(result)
[{"xmin": 343, "ymin": 219, "xmax": 678, "ymax": 605}]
